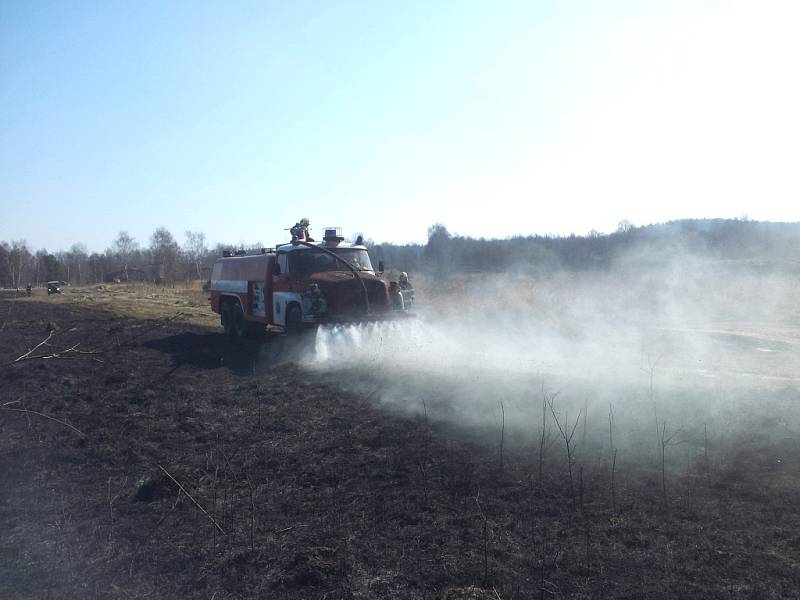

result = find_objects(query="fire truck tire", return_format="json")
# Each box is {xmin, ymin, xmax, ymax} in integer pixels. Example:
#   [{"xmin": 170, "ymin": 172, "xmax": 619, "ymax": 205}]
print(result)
[
  {"xmin": 221, "ymin": 301, "xmax": 233, "ymax": 336},
  {"xmin": 231, "ymin": 301, "xmax": 247, "ymax": 339},
  {"xmin": 285, "ymin": 304, "xmax": 303, "ymax": 335}
]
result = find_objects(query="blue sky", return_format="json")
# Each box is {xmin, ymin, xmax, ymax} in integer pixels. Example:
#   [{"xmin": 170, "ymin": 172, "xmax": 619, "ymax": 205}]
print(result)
[{"xmin": 2, "ymin": 1, "xmax": 799, "ymax": 252}]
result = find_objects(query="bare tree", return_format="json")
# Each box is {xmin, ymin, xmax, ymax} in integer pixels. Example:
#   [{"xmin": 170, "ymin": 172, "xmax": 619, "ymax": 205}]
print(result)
[
  {"xmin": 617, "ymin": 220, "xmax": 633, "ymax": 234},
  {"xmin": 5, "ymin": 240, "xmax": 32, "ymax": 289},
  {"xmin": 184, "ymin": 231, "xmax": 208, "ymax": 280},
  {"xmin": 150, "ymin": 227, "xmax": 179, "ymax": 282},
  {"xmin": 68, "ymin": 243, "xmax": 88, "ymax": 284},
  {"xmin": 36, "ymin": 250, "xmax": 61, "ymax": 285},
  {"xmin": 547, "ymin": 396, "xmax": 582, "ymax": 510},
  {"xmin": 657, "ymin": 420, "xmax": 683, "ymax": 504},
  {"xmin": 112, "ymin": 231, "xmax": 139, "ymax": 280},
  {"xmin": 538, "ymin": 389, "xmax": 555, "ymax": 490},
  {"xmin": 56, "ymin": 250, "xmax": 70, "ymax": 283},
  {"xmin": 609, "ymin": 403, "xmax": 617, "ymax": 511},
  {"xmin": 641, "ymin": 352, "xmax": 663, "ymax": 457},
  {"xmin": 0, "ymin": 243, "xmax": 10, "ymax": 288},
  {"xmin": 112, "ymin": 231, "xmax": 138, "ymax": 258}
]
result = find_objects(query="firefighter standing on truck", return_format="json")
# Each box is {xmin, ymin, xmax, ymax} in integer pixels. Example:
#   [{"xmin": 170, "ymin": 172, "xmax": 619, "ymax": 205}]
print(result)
[{"xmin": 290, "ymin": 218, "xmax": 314, "ymax": 242}]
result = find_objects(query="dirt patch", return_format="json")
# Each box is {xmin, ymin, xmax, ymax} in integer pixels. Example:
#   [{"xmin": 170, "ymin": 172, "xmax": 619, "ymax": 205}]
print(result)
[{"xmin": 2, "ymin": 297, "xmax": 800, "ymax": 598}]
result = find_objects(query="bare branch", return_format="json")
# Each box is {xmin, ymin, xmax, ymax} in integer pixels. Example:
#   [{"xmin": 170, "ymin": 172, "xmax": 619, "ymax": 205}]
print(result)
[
  {"xmin": 0, "ymin": 406, "xmax": 86, "ymax": 437},
  {"xmin": 158, "ymin": 464, "xmax": 225, "ymax": 535},
  {"xmin": 547, "ymin": 394, "xmax": 582, "ymax": 510},
  {"xmin": 3, "ymin": 333, "xmax": 104, "ymax": 366},
  {"xmin": 10, "ymin": 331, "xmax": 54, "ymax": 363}
]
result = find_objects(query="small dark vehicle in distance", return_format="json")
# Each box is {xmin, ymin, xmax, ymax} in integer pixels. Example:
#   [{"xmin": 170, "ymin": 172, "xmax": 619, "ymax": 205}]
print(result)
[{"xmin": 47, "ymin": 281, "xmax": 62, "ymax": 295}]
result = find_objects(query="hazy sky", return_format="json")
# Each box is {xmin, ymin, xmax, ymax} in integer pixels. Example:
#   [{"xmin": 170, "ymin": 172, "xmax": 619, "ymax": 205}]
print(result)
[{"xmin": 2, "ymin": 0, "xmax": 799, "ymax": 252}]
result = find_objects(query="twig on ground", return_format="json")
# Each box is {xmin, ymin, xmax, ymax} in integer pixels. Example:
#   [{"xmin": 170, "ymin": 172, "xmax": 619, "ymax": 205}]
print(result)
[
  {"xmin": 9, "ymin": 331, "xmax": 54, "ymax": 362},
  {"xmin": 4, "ymin": 331, "xmax": 104, "ymax": 366},
  {"xmin": 157, "ymin": 464, "xmax": 225, "ymax": 534},
  {"xmin": 275, "ymin": 524, "xmax": 309, "ymax": 535},
  {"xmin": 0, "ymin": 406, "xmax": 86, "ymax": 437}
]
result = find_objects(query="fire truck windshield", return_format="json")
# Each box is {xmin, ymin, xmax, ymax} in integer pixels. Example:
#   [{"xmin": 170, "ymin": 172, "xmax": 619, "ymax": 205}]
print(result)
[{"xmin": 288, "ymin": 248, "xmax": 374, "ymax": 273}]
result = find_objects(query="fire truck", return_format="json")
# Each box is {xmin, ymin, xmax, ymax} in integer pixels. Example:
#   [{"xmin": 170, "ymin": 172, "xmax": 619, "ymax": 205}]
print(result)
[{"xmin": 209, "ymin": 227, "xmax": 411, "ymax": 338}]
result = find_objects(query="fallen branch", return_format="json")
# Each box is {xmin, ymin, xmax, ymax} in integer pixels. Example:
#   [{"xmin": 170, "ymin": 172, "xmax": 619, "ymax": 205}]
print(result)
[
  {"xmin": 275, "ymin": 524, "xmax": 309, "ymax": 535},
  {"xmin": 4, "ymin": 333, "xmax": 104, "ymax": 366},
  {"xmin": 157, "ymin": 464, "xmax": 225, "ymax": 535},
  {"xmin": 0, "ymin": 406, "xmax": 86, "ymax": 437},
  {"xmin": 5, "ymin": 311, "xmax": 185, "ymax": 367},
  {"xmin": 10, "ymin": 331, "xmax": 54, "ymax": 363}
]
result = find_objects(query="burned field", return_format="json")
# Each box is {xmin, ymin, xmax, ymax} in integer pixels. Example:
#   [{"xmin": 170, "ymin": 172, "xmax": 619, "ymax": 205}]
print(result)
[{"xmin": 2, "ymin": 290, "xmax": 800, "ymax": 599}]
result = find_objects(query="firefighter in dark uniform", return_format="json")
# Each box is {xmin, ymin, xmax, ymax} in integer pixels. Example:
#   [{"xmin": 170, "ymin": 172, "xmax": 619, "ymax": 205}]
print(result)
[
  {"xmin": 290, "ymin": 218, "xmax": 314, "ymax": 242},
  {"xmin": 389, "ymin": 281, "xmax": 404, "ymax": 310}
]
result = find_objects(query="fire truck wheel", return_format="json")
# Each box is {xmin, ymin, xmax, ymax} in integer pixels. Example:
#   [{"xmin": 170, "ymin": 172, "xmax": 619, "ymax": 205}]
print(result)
[
  {"xmin": 285, "ymin": 304, "xmax": 303, "ymax": 335},
  {"xmin": 231, "ymin": 301, "xmax": 247, "ymax": 339},
  {"xmin": 221, "ymin": 301, "xmax": 233, "ymax": 336}
]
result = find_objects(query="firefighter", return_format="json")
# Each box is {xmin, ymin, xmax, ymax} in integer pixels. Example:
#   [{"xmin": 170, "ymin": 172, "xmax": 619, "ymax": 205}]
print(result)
[
  {"xmin": 290, "ymin": 218, "xmax": 314, "ymax": 242},
  {"xmin": 398, "ymin": 272, "xmax": 414, "ymax": 307},
  {"xmin": 389, "ymin": 281, "xmax": 405, "ymax": 310},
  {"xmin": 398, "ymin": 272, "xmax": 412, "ymax": 290}
]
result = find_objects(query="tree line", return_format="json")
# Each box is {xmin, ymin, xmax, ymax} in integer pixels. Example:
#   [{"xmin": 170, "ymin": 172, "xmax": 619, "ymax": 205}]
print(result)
[
  {"xmin": 0, "ymin": 228, "xmax": 226, "ymax": 289},
  {"xmin": 2, "ymin": 218, "xmax": 799, "ymax": 288},
  {"xmin": 369, "ymin": 218, "xmax": 800, "ymax": 275}
]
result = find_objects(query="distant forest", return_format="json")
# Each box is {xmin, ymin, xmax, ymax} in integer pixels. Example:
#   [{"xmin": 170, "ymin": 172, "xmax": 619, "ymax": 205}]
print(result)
[
  {"xmin": 370, "ymin": 219, "xmax": 800, "ymax": 275},
  {"xmin": 2, "ymin": 219, "xmax": 800, "ymax": 288}
]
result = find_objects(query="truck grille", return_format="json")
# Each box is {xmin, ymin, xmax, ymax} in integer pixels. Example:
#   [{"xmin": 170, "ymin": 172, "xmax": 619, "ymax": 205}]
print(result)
[{"xmin": 323, "ymin": 277, "xmax": 388, "ymax": 316}]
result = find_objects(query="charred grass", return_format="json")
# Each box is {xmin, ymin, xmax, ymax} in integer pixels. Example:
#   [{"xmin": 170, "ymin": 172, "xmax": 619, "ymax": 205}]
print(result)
[{"xmin": 1, "ymin": 293, "xmax": 800, "ymax": 598}]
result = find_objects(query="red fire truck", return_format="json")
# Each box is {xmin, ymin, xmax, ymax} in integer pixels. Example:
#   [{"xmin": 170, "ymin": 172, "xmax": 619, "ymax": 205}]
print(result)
[{"xmin": 209, "ymin": 228, "xmax": 411, "ymax": 337}]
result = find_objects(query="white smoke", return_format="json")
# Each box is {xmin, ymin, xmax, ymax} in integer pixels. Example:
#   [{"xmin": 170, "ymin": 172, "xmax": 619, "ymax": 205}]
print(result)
[{"xmin": 304, "ymin": 260, "xmax": 800, "ymax": 457}]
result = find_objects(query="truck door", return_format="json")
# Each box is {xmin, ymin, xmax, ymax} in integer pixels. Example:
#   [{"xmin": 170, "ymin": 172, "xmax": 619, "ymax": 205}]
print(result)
[
  {"xmin": 273, "ymin": 253, "xmax": 292, "ymax": 291},
  {"xmin": 272, "ymin": 252, "xmax": 298, "ymax": 326}
]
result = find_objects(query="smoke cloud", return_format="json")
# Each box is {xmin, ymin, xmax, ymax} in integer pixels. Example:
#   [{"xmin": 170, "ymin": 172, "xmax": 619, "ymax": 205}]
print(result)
[{"xmin": 305, "ymin": 251, "xmax": 800, "ymax": 465}]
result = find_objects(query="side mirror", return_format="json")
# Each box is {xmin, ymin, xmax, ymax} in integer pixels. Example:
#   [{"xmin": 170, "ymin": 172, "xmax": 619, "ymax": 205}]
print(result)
[{"xmin": 378, "ymin": 260, "xmax": 384, "ymax": 273}]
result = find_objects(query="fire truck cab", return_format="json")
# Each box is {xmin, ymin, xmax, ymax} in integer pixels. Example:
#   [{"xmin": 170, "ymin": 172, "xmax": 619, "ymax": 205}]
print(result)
[{"xmin": 210, "ymin": 228, "xmax": 406, "ymax": 338}]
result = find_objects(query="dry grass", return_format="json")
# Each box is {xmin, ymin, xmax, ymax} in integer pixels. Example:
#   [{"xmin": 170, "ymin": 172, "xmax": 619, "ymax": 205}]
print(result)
[{"xmin": 15, "ymin": 281, "xmax": 218, "ymax": 328}]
